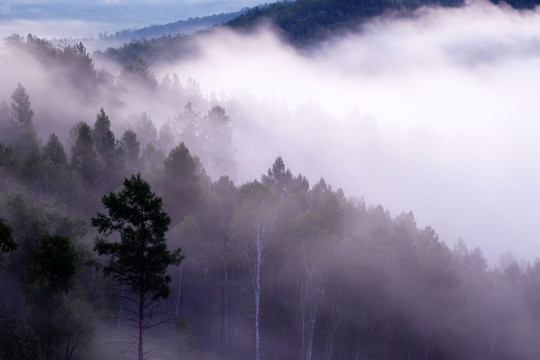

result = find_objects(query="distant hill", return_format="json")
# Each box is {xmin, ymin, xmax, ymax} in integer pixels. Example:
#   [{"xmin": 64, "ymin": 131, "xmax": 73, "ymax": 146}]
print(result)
[
  {"xmin": 100, "ymin": 11, "xmax": 242, "ymax": 41},
  {"xmin": 226, "ymin": 0, "xmax": 540, "ymax": 44},
  {"xmin": 226, "ymin": 0, "xmax": 464, "ymax": 44},
  {"xmin": 99, "ymin": 0, "xmax": 464, "ymax": 64},
  {"xmin": 100, "ymin": 0, "xmax": 540, "ymax": 64}
]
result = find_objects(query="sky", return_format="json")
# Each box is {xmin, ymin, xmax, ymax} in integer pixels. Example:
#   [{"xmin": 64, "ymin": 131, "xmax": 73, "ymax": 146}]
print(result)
[{"xmin": 0, "ymin": 0, "xmax": 262, "ymax": 38}]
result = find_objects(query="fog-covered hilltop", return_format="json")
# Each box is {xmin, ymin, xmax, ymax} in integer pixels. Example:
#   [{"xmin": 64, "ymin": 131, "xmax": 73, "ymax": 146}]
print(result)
[
  {"xmin": 227, "ymin": 0, "xmax": 540, "ymax": 44},
  {"xmin": 99, "ymin": 12, "xmax": 242, "ymax": 42},
  {"xmin": 1, "ymin": 33, "xmax": 540, "ymax": 360},
  {"xmin": 100, "ymin": 0, "xmax": 540, "ymax": 65}
]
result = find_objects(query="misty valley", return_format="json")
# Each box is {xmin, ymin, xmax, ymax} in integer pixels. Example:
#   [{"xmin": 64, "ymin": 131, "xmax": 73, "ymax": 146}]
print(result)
[{"xmin": 2, "ymin": 0, "xmax": 540, "ymax": 359}]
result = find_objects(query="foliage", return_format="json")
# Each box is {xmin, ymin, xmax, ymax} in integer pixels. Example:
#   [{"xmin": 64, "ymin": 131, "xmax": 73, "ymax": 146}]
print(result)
[
  {"xmin": 9, "ymin": 84, "xmax": 39, "ymax": 157},
  {"xmin": 227, "ymin": 0, "xmax": 462, "ymax": 45},
  {"xmin": 93, "ymin": 174, "xmax": 184, "ymax": 299},
  {"xmin": 119, "ymin": 129, "xmax": 140, "ymax": 173},
  {"xmin": 42, "ymin": 134, "xmax": 67, "ymax": 165},
  {"xmin": 93, "ymin": 174, "xmax": 184, "ymax": 360},
  {"xmin": 3, "ymin": 33, "xmax": 540, "ymax": 359},
  {"xmin": 0, "ymin": 315, "xmax": 40, "ymax": 360},
  {"xmin": 6, "ymin": 36, "xmax": 99, "ymax": 96},
  {"xmin": 0, "ymin": 218, "xmax": 17, "ymax": 253},
  {"xmin": 71, "ymin": 122, "xmax": 99, "ymax": 187},
  {"xmin": 100, "ymin": 34, "xmax": 198, "ymax": 65},
  {"xmin": 10, "ymin": 83, "xmax": 34, "ymax": 133},
  {"xmin": 22, "ymin": 234, "xmax": 76, "ymax": 298}
]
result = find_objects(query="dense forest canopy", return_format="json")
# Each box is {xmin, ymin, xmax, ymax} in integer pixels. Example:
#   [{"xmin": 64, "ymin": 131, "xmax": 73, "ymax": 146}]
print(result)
[{"xmin": 1, "ymin": 27, "xmax": 540, "ymax": 359}]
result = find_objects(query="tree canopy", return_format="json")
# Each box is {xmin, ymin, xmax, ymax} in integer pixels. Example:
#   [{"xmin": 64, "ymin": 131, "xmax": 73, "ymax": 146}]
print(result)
[{"xmin": 92, "ymin": 174, "xmax": 184, "ymax": 360}]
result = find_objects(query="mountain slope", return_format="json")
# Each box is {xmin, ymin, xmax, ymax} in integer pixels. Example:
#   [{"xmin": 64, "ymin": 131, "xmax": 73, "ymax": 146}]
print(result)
[
  {"xmin": 101, "ymin": 11, "xmax": 241, "ymax": 41},
  {"xmin": 226, "ymin": 0, "xmax": 464, "ymax": 44}
]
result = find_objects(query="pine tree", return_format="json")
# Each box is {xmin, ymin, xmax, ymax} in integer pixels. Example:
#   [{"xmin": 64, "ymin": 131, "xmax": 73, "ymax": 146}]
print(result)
[
  {"xmin": 10, "ymin": 83, "xmax": 39, "ymax": 156},
  {"xmin": 43, "ymin": 134, "xmax": 67, "ymax": 165},
  {"xmin": 119, "ymin": 129, "xmax": 140, "ymax": 173},
  {"xmin": 71, "ymin": 122, "xmax": 99, "ymax": 186},
  {"xmin": 93, "ymin": 174, "xmax": 184, "ymax": 360},
  {"xmin": 0, "ymin": 218, "xmax": 17, "ymax": 253},
  {"xmin": 10, "ymin": 83, "xmax": 34, "ymax": 132}
]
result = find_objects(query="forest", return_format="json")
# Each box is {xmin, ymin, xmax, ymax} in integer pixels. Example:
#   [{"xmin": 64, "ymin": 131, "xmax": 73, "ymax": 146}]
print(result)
[
  {"xmin": 1, "ymin": 29, "xmax": 540, "ymax": 360},
  {"xmin": 101, "ymin": 0, "xmax": 540, "ymax": 66}
]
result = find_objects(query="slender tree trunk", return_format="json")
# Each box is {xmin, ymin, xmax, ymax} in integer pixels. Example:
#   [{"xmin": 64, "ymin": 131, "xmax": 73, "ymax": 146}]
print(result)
[
  {"xmin": 424, "ymin": 329, "xmax": 432, "ymax": 360},
  {"xmin": 46, "ymin": 308, "xmax": 53, "ymax": 360},
  {"xmin": 118, "ymin": 284, "xmax": 125, "ymax": 327},
  {"xmin": 223, "ymin": 260, "xmax": 230, "ymax": 347},
  {"xmin": 490, "ymin": 327, "xmax": 500, "ymax": 354},
  {"xmin": 300, "ymin": 282, "xmax": 307, "ymax": 360},
  {"xmin": 65, "ymin": 335, "xmax": 71, "ymax": 360},
  {"xmin": 255, "ymin": 226, "xmax": 262, "ymax": 360},
  {"xmin": 175, "ymin": 263, "xmax": 183, "ymax": 317},
  {"xmin": 139, "ymin": 288, "xmax": 144, "ymax": 360}
]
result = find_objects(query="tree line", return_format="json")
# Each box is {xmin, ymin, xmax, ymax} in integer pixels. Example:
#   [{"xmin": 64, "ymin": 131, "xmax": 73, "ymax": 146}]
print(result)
[
  {"xmin": 99, "ymin": 0, "xmax": 540, "ymax": 65},
  {"xmin": 2, "ymin": 81, "xmax": 540, "ymax": 360}
]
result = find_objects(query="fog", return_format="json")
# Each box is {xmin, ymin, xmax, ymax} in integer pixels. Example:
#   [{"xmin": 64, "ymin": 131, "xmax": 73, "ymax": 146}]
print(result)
[
  {"xmin": 151, "ymin": 0, "xmax": 540, "ymax": 263},
  {"xmin": 1, "ymin": 0, "xmax": 539, "ymax": 264},
  {"xmin": 4, "ymin": 2, "xmax": 540, "ymax": 358}
]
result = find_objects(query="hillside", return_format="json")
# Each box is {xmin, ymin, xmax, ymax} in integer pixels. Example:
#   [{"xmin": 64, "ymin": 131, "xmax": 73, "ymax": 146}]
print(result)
[
  {"xmin": 100, "ymin": 0, "xmax": 465, "ymax": 64},
  {"xmin": 101, "ymin": 0, "xmax": 540, "ymax": 65},
  {"xmin": 226, "ymin": 0, "xmax": 540, "ymax": 44},
  {"xmin": 100, "ymin": 11, "xmax": 242, "ymax": 41},
  {"xmin": 3, "ymin": 35, "xmax": 540, "ymax": 360},
  {"xmin": 226, "ymin": 0, "xmax": 464, "ymax": 44}
]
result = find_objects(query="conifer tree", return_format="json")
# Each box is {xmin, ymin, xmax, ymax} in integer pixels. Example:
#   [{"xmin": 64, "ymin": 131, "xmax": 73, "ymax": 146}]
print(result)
[
  {"xmin": 93, "ymin": 174, "xmax": 184, "ymax": 360},
  {"xmin": 10, "ymin": 83, "xmax": 39, "ymax": 156}
]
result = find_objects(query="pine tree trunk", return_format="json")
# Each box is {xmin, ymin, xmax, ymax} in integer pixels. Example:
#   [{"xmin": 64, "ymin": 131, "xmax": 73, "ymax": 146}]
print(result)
[
  {"xmin": 175, "ymin": 263, "xmax": 183, "ymax": 317},
  {"xmin": 223, "ymin": 260, "xmax": 230, "ymax": 347},
  {"xmin": 139, "ymin": 289, "xmax": 144, "ymax": 360},
  {"xmin": 255, "ymin": 226, "xmax": 262, "ymax": 360}
]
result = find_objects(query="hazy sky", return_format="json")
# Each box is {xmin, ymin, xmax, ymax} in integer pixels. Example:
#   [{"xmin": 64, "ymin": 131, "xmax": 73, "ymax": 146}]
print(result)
[{"xmin": 0, "ymin": 0, "xmax": 262, "ymax": 38}]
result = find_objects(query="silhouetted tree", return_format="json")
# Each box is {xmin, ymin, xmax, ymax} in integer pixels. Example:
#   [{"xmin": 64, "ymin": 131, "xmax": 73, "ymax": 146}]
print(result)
[
  {"xmin": 135, "ymin": 112, "xmax": 158, "ymax": 149},
  {"xmin": 234, "ymin": 181, "xmax": 273, "ymax": 360},
  {"xmin": 10, "ymin": 83, "xmax": 39, "ymax": 156},
  {"xmin": 119, "ymin": 129, "xmax": 140, "ymax": 173},
  {"xmin": 10, "ymin": 83, "xmax": 34, "ymax": 133},
  {"xmin": 93, "ymin": 108, "xmax": 122, "ymax": 191},
  {"xmin": 201, "ymin": 105, "xmax": 236, "ymax": 178},
  {"xmin": 262, "ymin": 156, "xmax": 293, "ymax": 194},
  {"xmin": 71, "ymin": 122, "xmax": 99, "ymax": 186},
  {"xmin": 22, "ymin": 234, "xmax": 77, "ymax": 360},
  {"xmin": 93, "ymin": 174, "xmax": 184, "ymax": 360},
  {"xmin": 120, "ymin": 58, "xmax": 158, "ymax": 88},
  {"xmin": 0, "ymin": 218, "xmax": 16, "ymax": 253},
  {"xmin": 43, "ymin": 134, "xmax": 67, "ymax": 166},
  {"xmin": 162, "ymin": 142, "xmax": 206, "ymax": 221}
]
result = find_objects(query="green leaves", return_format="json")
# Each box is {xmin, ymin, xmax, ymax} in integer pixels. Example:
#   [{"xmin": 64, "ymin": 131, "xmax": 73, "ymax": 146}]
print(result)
[
  {"xmin": 92, "ymin": 174, "xmax": 183, "ymax": 300},
  {"xmin": 23, "ymin": 234, "xmax": 76, "ymax": 297}
]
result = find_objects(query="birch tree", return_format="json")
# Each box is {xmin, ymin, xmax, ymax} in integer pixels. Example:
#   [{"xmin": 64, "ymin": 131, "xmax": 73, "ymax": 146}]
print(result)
[{"xmin": 234, "ymin": 181, "xmax": 273, "ymax": 360}]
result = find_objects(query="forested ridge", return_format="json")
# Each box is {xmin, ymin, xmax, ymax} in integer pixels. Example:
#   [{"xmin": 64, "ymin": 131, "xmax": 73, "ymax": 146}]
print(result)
[
  {"xmin": 102, "ymin": 0, "xmax": 540, "ymax": 65},
  {"xmin": 99, "ymin": 12, "xmax": 242, "ymax": 42},
  {"xmin": 2, "ymin": 35, "xmax": 540, "ymax": 360},
  {"xmin": 225, "ymin": 0, "xmax": 540, "ymax": 44}
]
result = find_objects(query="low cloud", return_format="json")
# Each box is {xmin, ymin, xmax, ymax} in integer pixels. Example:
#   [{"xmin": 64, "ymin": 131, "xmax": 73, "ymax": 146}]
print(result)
[
  {"xmin": 0, "ymin": 0, "xmax": 539, "ymax": 263},
  {"xmin": 156, "ymin": 0, "xmax": 540, "ymax": 262}
]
